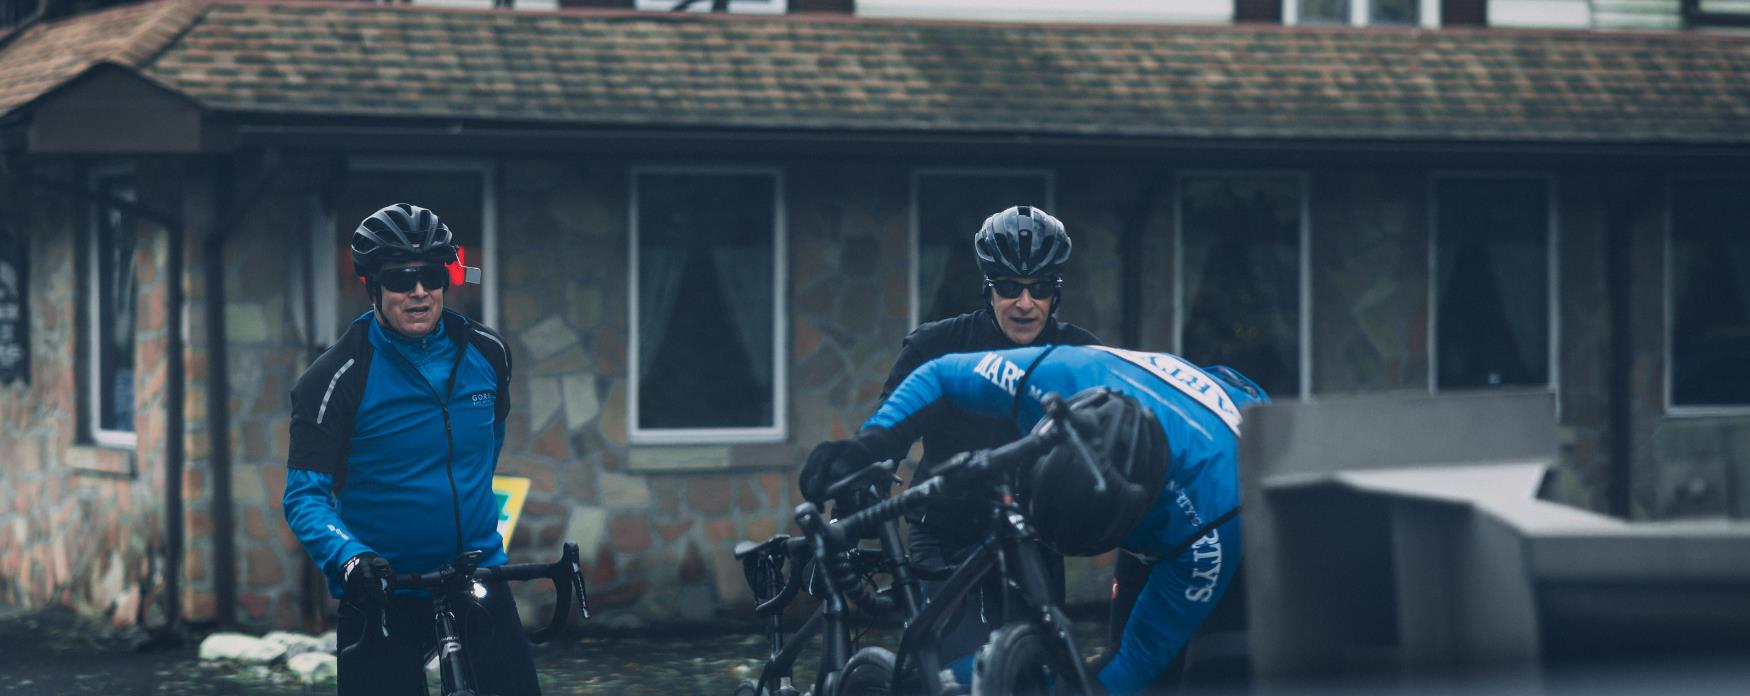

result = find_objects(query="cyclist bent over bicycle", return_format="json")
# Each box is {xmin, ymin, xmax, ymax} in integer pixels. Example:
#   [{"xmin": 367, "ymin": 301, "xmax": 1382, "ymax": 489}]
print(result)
[
  {"xmin": 284, "ymin": 204, "xmax": 540, "ymax": 695},
  {"xmin": 801, "ymin": 344, "xmax": 1267, "ymax": 695}
]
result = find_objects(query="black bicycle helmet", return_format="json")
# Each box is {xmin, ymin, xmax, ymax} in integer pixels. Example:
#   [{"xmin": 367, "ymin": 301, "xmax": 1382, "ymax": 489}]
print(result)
[
  {"xmin": 1022, "ymin": 387, "xmax": 1168, "ymax": 557},
  {"xmin": 350, "ymin": 203, "xmax": 457, "ymax": 277},
  {"xmin": 973, "ymin": 205, "xmax": 1072, "ymax": 280}
]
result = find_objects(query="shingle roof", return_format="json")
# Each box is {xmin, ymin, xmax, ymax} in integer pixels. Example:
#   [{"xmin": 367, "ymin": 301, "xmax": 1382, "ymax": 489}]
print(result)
[{"xmin": 3, "ymin": 0, "xmax": 1749, "ymax": 144}]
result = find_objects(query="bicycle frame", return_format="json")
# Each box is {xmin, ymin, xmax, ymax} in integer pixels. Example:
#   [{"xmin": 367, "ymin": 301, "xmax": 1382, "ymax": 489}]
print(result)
[
  {"xmin": 803, "ymin": 403, "xmax": 1100, "ymax": 695},
  {"xmin": 886, "ymin": 484, "xmax": 1094, "ymax": 696},
  {"xmin": 738, "ymin": 463, "xmax": 913, "ymax": 696}
]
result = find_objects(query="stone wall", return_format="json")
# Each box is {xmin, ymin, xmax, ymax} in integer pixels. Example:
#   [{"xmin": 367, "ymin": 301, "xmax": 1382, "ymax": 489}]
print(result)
[
  {"xmin": 210, "ymin": 158, "xmax": 335, "ymax": 629},
  {"xmin": 8, "ymin": 152, "xmax": 1750, "ymax": 634},
  {"xmin": 0, "ymin": 158, "xmax": 181, "ymax": 629},
  {"xmin": 1309, "ymin": 169, "xmax": 1431, "ymax": 395}
]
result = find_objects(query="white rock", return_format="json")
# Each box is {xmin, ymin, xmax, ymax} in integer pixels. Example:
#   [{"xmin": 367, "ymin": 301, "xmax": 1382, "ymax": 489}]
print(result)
[
  {"xmin": 320, "ymin": 631, "xmax": 338, "ymax": 653},
  {"xmin": 262, "ymin": 631, "xmax": 325, "ymax": 659},
  {"xmin": 287, "ymin": 652, "xmax": 338, "ymax": 684},
  {"xmin": 198, "ymin": 632, "xmax": 287, "ymax": 664}
]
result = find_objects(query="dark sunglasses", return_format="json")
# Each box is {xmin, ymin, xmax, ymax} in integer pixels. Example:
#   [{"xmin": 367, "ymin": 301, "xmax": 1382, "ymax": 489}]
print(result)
[
  {"xmin": 377, "ymin": 265, "xmax": 450, "ymax": 293},
  {"xmin": 986, "ymin": 277, "xmax": 1060, "ymax": 300}
]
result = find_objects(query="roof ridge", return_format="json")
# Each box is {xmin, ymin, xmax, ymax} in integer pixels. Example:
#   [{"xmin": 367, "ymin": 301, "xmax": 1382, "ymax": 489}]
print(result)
[{"xmin": 99, "ymin": 0, "xmax": 210, "ymax": 70}]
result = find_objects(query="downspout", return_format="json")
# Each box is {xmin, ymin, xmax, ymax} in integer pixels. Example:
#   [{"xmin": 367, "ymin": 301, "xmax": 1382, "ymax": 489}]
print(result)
[
  {"xmin": 1120, "ymin": 171, "xmax": 1164, "ymax": 348},
  {"xmin": 204, "ymin": 150, "xmax": 281, "ymax": 625},
  {"xmin": 164, "ymin": 169, "xmax": 186, "ymax": 635},
  {"xmin": 1605, "ymin": 178, "xmax": 1655, "ymax": 519},
  {"xmin": 204, "ymin": 158, "xmax": 235, "ymax": 625}
]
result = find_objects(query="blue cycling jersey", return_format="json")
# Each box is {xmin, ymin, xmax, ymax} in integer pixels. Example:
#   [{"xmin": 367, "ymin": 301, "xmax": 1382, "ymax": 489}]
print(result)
[
  {"xmin": 865, "ymin": 344, "xmax": 1267, "ymax": 695},
  {"xmin": 285, "ymin": 311, "xmax": 509, "ymax": 597}
]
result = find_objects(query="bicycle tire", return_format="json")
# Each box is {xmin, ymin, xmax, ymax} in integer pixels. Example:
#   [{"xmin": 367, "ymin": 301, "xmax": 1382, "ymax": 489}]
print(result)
[
  {"xmin": 972, "ymin": 622, "xmax": 1079, "ymax": 696},
  {"xmin": 734, "ymin": 677, "xmax": 804, "ymax": 696},
  {"xmin": 835, "ymin": 646, "xmax": 897, "ymax": 696}
]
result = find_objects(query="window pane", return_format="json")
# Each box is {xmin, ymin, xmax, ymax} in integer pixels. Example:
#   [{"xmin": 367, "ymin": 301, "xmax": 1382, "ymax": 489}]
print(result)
[
  {"xmin": 636, "ymin": 172, "xmax": 777, "ymax": 430},
  {"xmin": 1371, "ymin": 0, "xmax": 1418, "ymax": 23},
  {"xmin": 1671, "ymin": 180, "xmax": 1750, "ymax": 406},
  {"xmin": 0, "ymin": 226, "xmax": 26, "ymax": 385},
  {"xmin": 94, "ymin": 174, "xmax": 137, "ymax": 433},
  {"xmin": 916, "ymin": 174, "xmax": 1050, "ymax": 324},
  {"xmin": 1180, "ymin": 176, "xmax": 1302, "ymax": 398},
  {"xmin": 333, "ymin": 172, "xmax": 487, "ymax": 334},
  {"xmin": 1435, "ymin": 178, "xmax": 1550, "ymax": 390},
  {"xmin": 1299, "ymin": 0, "xmax": 1350, "ymax": 22}
]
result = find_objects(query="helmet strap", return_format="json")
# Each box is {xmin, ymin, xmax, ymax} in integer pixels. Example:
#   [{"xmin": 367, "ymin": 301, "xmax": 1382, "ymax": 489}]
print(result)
[{"xmin": 365, "ymin": 277, "xmax": 384, "ymax": 316}]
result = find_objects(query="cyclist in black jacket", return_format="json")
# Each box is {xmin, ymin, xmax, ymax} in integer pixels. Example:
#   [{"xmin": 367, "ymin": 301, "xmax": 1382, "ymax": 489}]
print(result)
[{"xmin": 875, "ymin": 205, "xmax": 1100, "ymax": 685}]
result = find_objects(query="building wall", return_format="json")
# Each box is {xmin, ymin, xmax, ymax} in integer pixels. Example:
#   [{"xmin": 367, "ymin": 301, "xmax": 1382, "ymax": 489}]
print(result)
[
  {"xmin": 6, "ymin": 152, "xmax": 1749, "ymax": 631},
  {"xmin": 0, "ymin": 159, "xmax": 186, "ymax": 629}
]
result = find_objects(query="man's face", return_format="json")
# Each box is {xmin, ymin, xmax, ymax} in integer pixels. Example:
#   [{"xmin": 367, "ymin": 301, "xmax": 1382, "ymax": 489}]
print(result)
[
  {"xmin": 376, "ymin": 260, "xmax": 445, "ymax": 337},
  {"xmin": 989, "ymin": 276, "xmax": 1056, "ymax": 345}
]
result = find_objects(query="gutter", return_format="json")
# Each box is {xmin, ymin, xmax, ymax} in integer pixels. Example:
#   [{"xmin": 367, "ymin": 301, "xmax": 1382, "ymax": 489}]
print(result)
[{"xmin": 228, "ymin": 122, "xmax": 1750, "ymax": 164}]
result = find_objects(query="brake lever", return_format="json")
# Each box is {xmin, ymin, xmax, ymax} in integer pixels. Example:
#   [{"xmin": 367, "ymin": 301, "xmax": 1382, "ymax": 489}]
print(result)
[
  {"xmin": 823, "ymin": 459, "xmax": 899, "ymax": 502},
  {"xmin": 528, "ymin": 542, "xmax": 588, "ymax": 644}
]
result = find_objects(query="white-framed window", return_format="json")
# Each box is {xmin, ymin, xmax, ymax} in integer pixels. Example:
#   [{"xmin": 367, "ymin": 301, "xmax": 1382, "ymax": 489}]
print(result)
[
  {"xmin": 910, "ymin": 169, "xmax": 1054, "ymax": 327},
  {"xmin": 1175, "ymin": 172, "xmax": 1310, "ymax": 400},
  {"xmin": 1666, "ymin": 176, "xmax": 1750, "ymax": 413},
  {"xmin": 634, "ymin": 0, "xmax": 786, "ymax": 14},
  {"xmin": 1428, "ymin": 174, "xmax": 1557, "ymax": 394},
  {"xmin": 629, "ymin": 166, "xmax": 787, "ymax": 444},
  {"xmin": 331, "ymin": 157, "xmax": 499, "ymax": 337},
  {"xmin": 86, "ymin": 165, "xmax": 138, "ymax": 448},
  {"xmin": 1286, "ymin": 0, "xmax": 1438, "ymax": 26}
]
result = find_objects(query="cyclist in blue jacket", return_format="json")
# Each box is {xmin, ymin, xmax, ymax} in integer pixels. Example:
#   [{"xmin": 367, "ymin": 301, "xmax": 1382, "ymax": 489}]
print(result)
[
  {"xmin": 284, "ymin": 203, "xmax": 539, "ymax": 696},
  {"xmin": 801, "ymin": 344, "xmax": 1267, "ymax": 695}
]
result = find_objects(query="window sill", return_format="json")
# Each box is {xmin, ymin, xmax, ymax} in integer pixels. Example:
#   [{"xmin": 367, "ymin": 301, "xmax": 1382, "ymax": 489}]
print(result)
[
  {"xmin": 626, "ymin": 442, "xmax": 803, "ymax": 473},
  {"xmin": 67, "ymin": 441, "xmax": 137, "ymax": 477},
  {"xmin": 1665, "ymin": 406, "xmax": 1750, "ymax": 419}
]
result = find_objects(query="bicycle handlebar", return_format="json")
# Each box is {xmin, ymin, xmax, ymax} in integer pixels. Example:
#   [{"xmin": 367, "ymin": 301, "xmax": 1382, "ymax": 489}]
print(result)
[
  {"xmin": 340, "ymin": 542, "xmax": 589, "ymax": 659},
  {"xmin": 829, "ymin": 431, "xmax": 1054, "ymax": 545}
]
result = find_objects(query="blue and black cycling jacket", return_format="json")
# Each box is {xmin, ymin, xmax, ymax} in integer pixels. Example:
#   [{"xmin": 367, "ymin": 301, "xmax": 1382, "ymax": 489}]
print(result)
[
  {"xmin": 862, "ymin": 344, "xmax": 1268, "ymax": 695},
  {"xmin": 284, "ymin": 309, "xmax": 512, "ymax": 597}
]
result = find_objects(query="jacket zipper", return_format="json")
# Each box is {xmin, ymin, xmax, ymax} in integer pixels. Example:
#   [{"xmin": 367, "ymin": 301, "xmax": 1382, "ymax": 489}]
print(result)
[{"xmin": 382, "ymin": 317, "xmax": 473, "ymax": 559}]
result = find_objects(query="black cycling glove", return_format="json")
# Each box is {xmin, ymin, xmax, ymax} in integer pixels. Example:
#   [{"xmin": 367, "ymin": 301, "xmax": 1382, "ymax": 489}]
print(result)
[
  {"xmin": 342, "ymin": 552, "xmax": 393, "ymax": 608},
  {"xmin": 799, "ymin": 427, "xmax": 908, "ymax": 505}
]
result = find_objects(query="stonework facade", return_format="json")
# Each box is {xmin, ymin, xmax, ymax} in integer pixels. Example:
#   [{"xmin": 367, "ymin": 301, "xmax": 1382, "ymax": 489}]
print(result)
[{"xmin": 3, "ymin": 152, "xmax": 1747, "ymax": 633}]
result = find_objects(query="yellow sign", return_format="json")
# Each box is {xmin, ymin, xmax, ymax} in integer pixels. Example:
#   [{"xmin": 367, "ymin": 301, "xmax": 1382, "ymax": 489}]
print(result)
[{"xmin": 492, "ymin": 476, "xmax": 532, "ymax": 550}]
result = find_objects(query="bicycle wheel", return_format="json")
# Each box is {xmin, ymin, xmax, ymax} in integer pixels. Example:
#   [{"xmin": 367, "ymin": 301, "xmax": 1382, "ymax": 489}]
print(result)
[
  {"xmin": 972, "ymin": 622, "xmax": 1079, "ymax": 696},
  {"xmin": 835, "ymin": 646, "xmax": 896, "ymax": 696},
  {"xmin": 735, "ymin": 677, "xmax": 804, "ymax": 696}
]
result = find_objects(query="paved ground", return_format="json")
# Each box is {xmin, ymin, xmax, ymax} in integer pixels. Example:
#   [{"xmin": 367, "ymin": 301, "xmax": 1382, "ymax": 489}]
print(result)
[
  {"xmin": 0, "ymin": 607, "xmax": 1108, "ymax": 695},
  {"xmin": 11, "ymin": 606, "xmax": 1747, "ymax": 696}
]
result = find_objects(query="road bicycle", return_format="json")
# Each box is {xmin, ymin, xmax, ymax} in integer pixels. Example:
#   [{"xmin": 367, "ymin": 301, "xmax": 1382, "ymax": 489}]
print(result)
[
  {"xmin": 337, "ymin": 542, "xmax": 590, "ymax": 696},
  {"xmin": 802, "ymin": 393, "xmax": 1103, "ymax": 696},
  {"xmin": 732, "ymin": 460, "xmax": 931, "ymax": 696}
]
